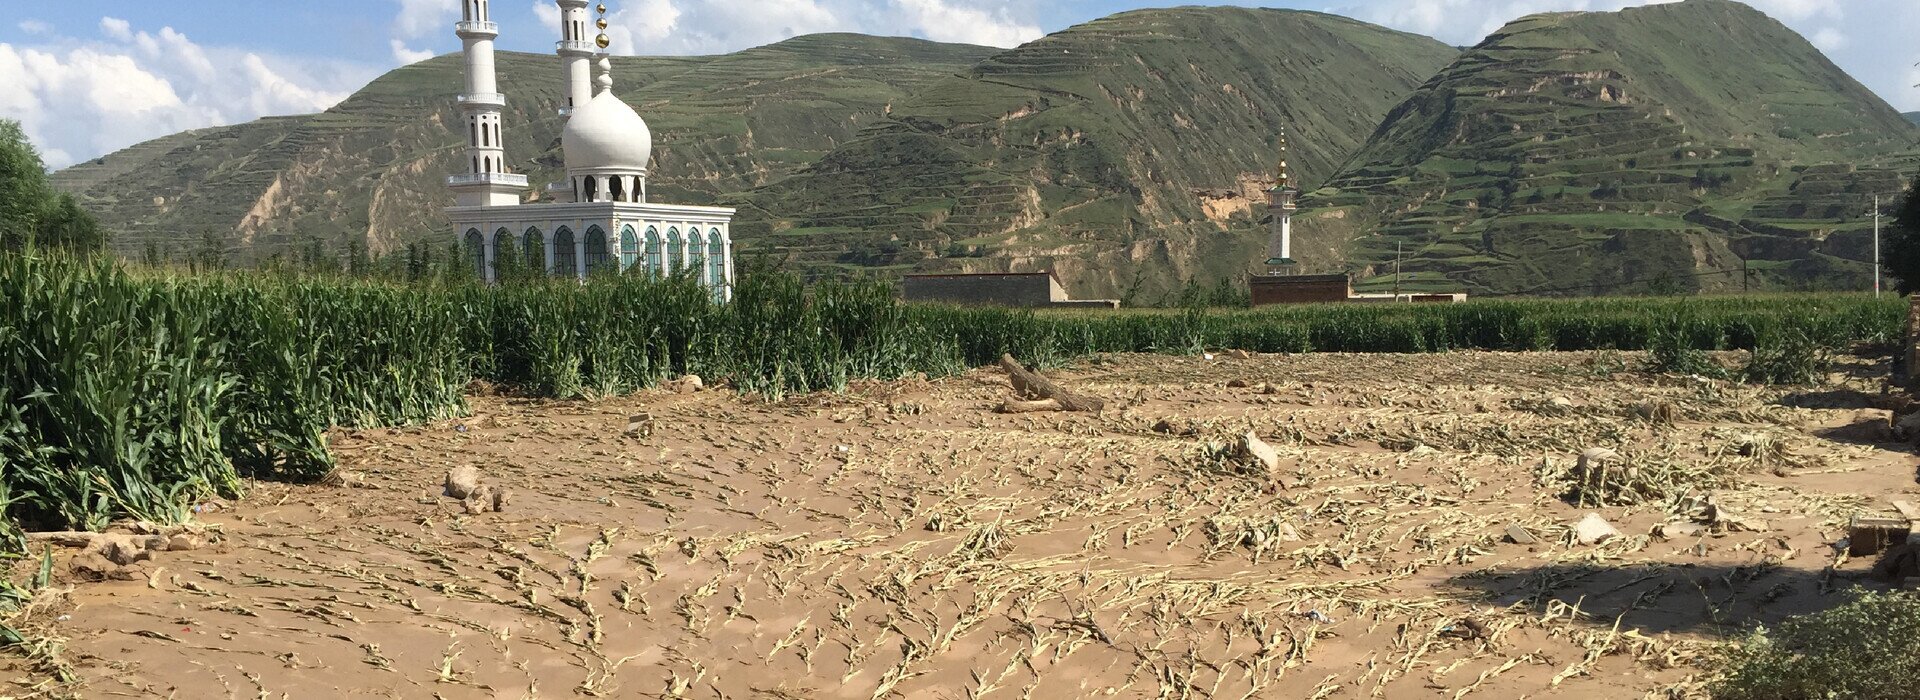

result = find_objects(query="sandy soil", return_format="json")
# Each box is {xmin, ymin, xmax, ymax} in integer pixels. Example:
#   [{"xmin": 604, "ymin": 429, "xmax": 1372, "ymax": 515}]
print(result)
[{"xmin": 8, "ymin": 351, "xmax": 1918, "ymax": 699}]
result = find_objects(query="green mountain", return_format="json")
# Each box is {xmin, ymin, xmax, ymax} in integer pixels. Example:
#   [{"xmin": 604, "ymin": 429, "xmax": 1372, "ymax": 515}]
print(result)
[
  {"xmin": 739, "ymin": 8, "xmax": 1458, "ymax": 299},
  {"xmin": 1905, "ymin": 112, "xmax": 1920, "ymax": 126},
  {"xmin": 52, "ymin": 34, "xmax": 998, "ymax": 262},
  {"xmin": 1305, "ymin": 0, "xmax": 1920, "ymax": 296}
]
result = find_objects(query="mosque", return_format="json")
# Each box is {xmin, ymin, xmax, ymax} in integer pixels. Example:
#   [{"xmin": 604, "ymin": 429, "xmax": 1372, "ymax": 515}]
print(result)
[{"xmin": 446, "ymin": 0, "xmax": 734, "ymax": 297}]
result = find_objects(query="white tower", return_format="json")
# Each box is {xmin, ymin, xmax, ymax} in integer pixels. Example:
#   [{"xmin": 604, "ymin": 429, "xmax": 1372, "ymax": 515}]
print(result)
[
  {"xmin": 449, "ymin": 0, "xmax": 526, "ymax": 208},
  {"xmin": 1264, "ymin": 130, "xmax": 1299, "ymax": 271},
  {"xmin": 556, "ymin": 0, "xmax": 599, "ymax": 115}
]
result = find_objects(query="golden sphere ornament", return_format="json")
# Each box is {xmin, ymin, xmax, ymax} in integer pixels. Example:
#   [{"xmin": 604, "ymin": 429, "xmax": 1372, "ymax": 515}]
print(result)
[
  {"xmin": 595, "ymin": 34, "xmax": 611, "ymax": 49},
  {"xmin": 596, "ymin": 18, "xmax": 609, "ymax": 29}
]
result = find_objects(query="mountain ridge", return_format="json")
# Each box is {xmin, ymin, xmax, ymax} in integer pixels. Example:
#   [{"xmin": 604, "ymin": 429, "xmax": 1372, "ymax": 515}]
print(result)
[{"xmin": 1300, "ymin": 0, "xmax": 1918, "ymax": 296}]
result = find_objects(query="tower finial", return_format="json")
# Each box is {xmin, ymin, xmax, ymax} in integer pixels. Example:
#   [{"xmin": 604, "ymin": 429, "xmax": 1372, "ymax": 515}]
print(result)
[{"xmin": 1275, "ymin": 128, "xmax": 1291, "ymax": 189}]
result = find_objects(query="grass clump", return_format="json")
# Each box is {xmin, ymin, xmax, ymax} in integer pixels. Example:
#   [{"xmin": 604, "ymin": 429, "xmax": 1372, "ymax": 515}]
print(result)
[
  {"xmin": 1712, "ymin": 591, "xmax": 1920, "ymax": 700},
  {"xmin": 1646, "ymin": 323, "xmax": 1728, "ymax": 378}
]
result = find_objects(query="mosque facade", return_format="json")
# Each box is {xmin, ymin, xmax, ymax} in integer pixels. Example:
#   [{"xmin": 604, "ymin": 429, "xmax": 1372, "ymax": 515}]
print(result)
[{"xmin": 445, "ymin": 0, "xmax": 734, "ymax": 297}]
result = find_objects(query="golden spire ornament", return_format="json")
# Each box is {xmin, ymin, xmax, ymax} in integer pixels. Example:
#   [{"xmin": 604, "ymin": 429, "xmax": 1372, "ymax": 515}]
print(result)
[
  {"xmin": 595, "ymin": 2, "xmax": 611, "ymax": 49},
  {"xmin": 1275, "ymin": 129, "xmax": 1292, "ymax": 189}
]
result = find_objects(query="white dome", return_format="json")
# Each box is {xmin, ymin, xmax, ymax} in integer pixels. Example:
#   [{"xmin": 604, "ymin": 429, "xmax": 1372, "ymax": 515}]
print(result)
[{"xmin": 562, "ymin": 91, "xmax": 651, "ymax": 174}]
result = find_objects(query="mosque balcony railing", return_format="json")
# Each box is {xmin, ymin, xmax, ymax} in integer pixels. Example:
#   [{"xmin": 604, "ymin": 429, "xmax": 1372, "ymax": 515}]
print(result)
[
  {"xmin": 556, "ymin": 39, "xmax": 599, "ymax": 53},
  {"xmin": 447, "ymin": 173, "xmax": 529, "ymax": 187},
  {"xmin": 455, "ymin": 20, "xmax": 499, "ymax": 36},
  {"xmin": 458, "ymin": 92, "xmax": 507, "ymax": 107}
]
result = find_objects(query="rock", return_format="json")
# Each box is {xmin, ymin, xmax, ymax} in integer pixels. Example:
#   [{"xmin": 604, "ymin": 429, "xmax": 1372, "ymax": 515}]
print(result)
[
  {"xmin": 1897, "ymin": 411, "xmax": 1920, "ymax": 442},
  {"xmin": 1504, "ymin": 525, "xmax": 1537, "ymax": 545},
  {"xmin": 1573, "ymin": 513, "xmax": 1620, "ymax": 545},
  {"xmin": 1632, "ymin": 401, "xmax": 1678, "ymax": 425},
  {"xmin": 1258, "ymin": 383, "xmax": 1279, "ymax": 395},
  {"xmin": 668, "ymin": 375, "xmax": 705, "ymax": 394},
  {"xmin": 1227, "ymin": 350, "xmax": 1253, "ymax": 360},
  {"xmin": 624, "ymin": 413, "xmax": 654, "ymax": 437},
  {"xmin": 166, "ymin": 533, "xmax": 203, "ymax": 552},
  {"xmin": 1655, "ymin": 522, "xmax": 1704, "ymax": 539},
  {"xmin": 1227, "ymin": 379, "xmax": 1252, "ymax": 389},
  {"xmin": 444, "ymin": 466, "xmax": 482, "ymax": 500},
  {"xmin": 1239, "ymin": 432, "xmax": 1282, "ymax": 476},
  {"xmin": 463, "ymin": 484, "xmax": 512, "ymax": 515},
  {"xmin": 1549, "ymin": 397, "xmax": 1575, "ymax": 410}
]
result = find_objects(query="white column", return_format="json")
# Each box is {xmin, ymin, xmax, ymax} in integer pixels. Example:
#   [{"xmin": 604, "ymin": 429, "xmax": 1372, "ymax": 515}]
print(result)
[
  {"xmin": 1279, "ymin": 210, "xmax": 1292, "ymax": 261},
  {"xmin": 721, "ymin": 232, "xmax": 735, "ymax": 301},
  {"xmin": 544, "ymin": 228, "xmax": 556, "ymax": 275},
  {"xmin": 574, "ymin": 227, "xmax": 588, "ymax": 280}
]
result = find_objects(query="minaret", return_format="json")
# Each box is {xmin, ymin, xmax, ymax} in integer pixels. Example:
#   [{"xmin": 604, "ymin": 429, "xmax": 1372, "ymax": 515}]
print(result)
[
  {"xmin": 556, "ymin": 0, "xmax": 599, "ymax": 115},
  {"xmin": 449, "ymin": 0, "xmax": 525, "ymax": 207},
  {"xmin": 1264, "ymin": 129, "xmax": 1299, "ymax": 271}
]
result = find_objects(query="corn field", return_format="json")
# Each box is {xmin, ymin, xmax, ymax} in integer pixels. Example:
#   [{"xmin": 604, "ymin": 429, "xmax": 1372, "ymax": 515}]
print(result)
[{"xmin": 0, "ymin": 250, "xmax": 1905, "ymax": 543}]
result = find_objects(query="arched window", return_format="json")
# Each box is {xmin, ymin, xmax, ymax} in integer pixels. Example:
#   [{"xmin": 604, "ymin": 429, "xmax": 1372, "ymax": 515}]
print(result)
[
  {"xmin": 610, "ymin": 177, "xmax": 625, "ymax": 203},
  {"xmin": 493, "ymin": 228, "xmax": 512, "ymax": 277},
  {"xmin": 644, "ymin": 227, "xmax": 662, "ymax": 277},
  {"xmin": 584, "ymin": 226, "xmax": 612, "ymax": 275},
  {"xmin": 620, "ymin": 226, "xmax": 639, "ymax": 271},
  {"xmin": 688, "ymin": 229, "xmax": 707, "ymax": 286},
  {"xmin": 708, "ymin": 228, "xmax": 725, "ymax": 296},
  {"xmin": 553, "ymin": 227, "xmax": 577, "ymax": 278},
  {"xmin": 523, "ymin": 227, "xmax": 545, "ymax": 273},
  {"xmin": 665, "ymin": 227, "xmax": 682, "ymax": 273},
  {"xmin": 464, "ymin": 229, "xmax": 485, "ymax": 278},
  {"xmin": 584, "ymin": 177, "xmax": 598, "ymax": 202}
]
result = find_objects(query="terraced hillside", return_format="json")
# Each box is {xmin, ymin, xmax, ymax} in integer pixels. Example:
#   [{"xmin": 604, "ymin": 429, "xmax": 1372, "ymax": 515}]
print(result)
[
  {"xmin": 1305, "ymin": 0, "xmax": 1920, "ymax": 296},
  {"xmin": 51, "ymin": 35, "xmax": 997, "ymax": 262},
  {"xmin": 738, "ymin": 8, "xmax": 1457, "ymax": 299}
]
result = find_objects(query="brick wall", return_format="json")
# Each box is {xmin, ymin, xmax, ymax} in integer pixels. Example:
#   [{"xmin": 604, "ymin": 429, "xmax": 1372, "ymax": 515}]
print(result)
[
  {"xmin": 903, "ymin": 273, "xmax": 1058, "ymax": 307},
  {"xmin": 1249, "ymin": 274, "xmax": 1352, "ymax": 306}
]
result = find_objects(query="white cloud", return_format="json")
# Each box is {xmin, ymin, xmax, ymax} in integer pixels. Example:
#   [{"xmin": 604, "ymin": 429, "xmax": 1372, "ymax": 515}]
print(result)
[
  {"xmin": 16, "ymin": 20, "xmax": 53, "ymax": 36},
  {"xmin": 394, "ymin": 0, "xmax": 460, "ymax": 39},
  {"xmin": 98, "ymin": 17, "xmax": 132, "ymax": 42},
  {"xmin": 891, "ymin": 0, "xmax": 1042, "ymax": 48},
  {"xmin": 1809, "ymin": 26, "xmax": 1847, "ymax": 51},
  {"xmin": 391, "ymin": 40, "xmax": 438, "ymax": 64},
  {"xmin": 0, "ymin": 18, "xmax": 373, "ymax": 169},
  {"xmin": 530, "ymin": 0, "xmax": 1035, "ymax": 55}
]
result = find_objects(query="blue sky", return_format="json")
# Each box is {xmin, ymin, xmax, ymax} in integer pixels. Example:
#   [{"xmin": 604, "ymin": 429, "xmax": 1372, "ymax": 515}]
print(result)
[{"xmin": 2, "ymin": 0, "xmax": 1914, "ymax": 168}]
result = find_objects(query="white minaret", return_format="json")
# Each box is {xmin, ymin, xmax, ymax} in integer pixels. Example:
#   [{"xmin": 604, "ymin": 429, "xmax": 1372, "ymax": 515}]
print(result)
[
  {"xmin": 449, "ymin": 0, "xmax": 526, "ymax": 207},
  {"xmin": 556, "ymin": 0, "xmax": 599, "ymax": 115},
  {"xmin": 1264, "ymin": 129, "xmax": 1299, "ymax": 271}
]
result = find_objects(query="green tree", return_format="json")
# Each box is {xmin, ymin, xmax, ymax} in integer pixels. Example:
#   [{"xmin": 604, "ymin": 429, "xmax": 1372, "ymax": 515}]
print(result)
[
  {"xmin": 0, "ymin": 119, "xmax": 104, "ymax": 252},
  {"xmin": 1887, "ymin": 174, "xmax": 1920, "ymax": 294}
]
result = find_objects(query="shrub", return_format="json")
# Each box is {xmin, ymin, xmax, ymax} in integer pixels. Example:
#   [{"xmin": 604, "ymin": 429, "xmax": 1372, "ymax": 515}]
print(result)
[{"xmin": 1712, "ymin": 591, "xmax": 1920, "ymax": 700}]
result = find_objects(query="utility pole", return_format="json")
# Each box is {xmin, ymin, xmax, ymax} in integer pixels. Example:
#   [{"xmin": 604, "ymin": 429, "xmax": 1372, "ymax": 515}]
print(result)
[
  {"xmin": 1743, "ymin": 259, "xmax": 1749, "ymax": 294},
  {"xmin": 1875, "ymin": 194, "xmax": 1883, "ymax": 298}
]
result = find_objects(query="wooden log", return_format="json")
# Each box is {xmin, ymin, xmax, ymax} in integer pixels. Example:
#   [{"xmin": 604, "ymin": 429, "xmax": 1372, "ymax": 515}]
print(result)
[
  {"xmin": 998, "ymin": 354, "xmax": 1105, "ymax": 413},
  {"xmin": 997, "ymin": 399, "xmax": 1064, "ymax": 414}
]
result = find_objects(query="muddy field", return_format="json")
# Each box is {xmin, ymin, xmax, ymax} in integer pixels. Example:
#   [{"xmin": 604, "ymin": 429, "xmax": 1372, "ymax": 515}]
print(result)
[{"xmin": 8, "ymin": 351, "xmax": 1917, "ymax": 699}]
